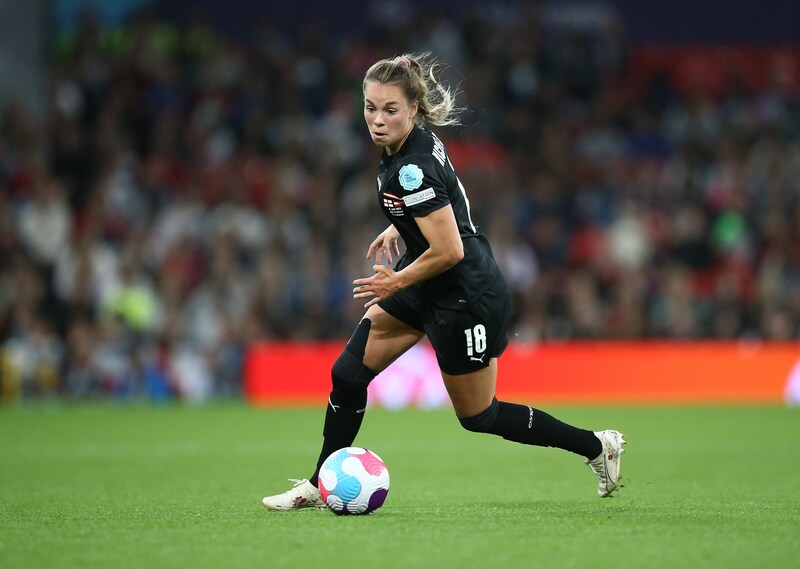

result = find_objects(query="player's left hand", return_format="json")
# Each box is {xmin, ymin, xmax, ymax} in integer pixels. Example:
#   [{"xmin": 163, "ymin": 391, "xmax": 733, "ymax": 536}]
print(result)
[{"xmin": 353, "ymin": 265, "xmax": 402, "ymax": 308}]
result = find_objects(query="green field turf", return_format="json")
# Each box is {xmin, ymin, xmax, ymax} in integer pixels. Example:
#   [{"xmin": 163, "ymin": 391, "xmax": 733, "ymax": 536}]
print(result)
[{"xmin": 1, "ymin": 403, "xmax": 798, "ymax": 569}]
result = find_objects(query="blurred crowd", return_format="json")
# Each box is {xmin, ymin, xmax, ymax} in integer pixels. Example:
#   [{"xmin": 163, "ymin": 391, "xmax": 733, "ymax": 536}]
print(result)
[{"xmin": 1, "ymin": 5, "xmax": 799, "ymax": 402}]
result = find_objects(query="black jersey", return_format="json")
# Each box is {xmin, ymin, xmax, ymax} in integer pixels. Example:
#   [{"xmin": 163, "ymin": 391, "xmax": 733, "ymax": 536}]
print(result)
[{"xmin": 376, "ymin": 126, "xmax": 502, "ymax": 309}]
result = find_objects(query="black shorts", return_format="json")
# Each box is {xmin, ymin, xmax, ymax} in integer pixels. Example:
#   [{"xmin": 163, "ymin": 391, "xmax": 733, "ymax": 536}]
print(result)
[{"xmin": 379, "ymin": 278, "xmax": 511, "ymax": 375}]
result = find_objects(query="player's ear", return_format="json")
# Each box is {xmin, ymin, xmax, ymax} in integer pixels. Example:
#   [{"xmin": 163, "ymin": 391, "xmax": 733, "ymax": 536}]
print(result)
[{"xmin": 409, "ymin": 100, "xmax": 418, "ymax": 119}]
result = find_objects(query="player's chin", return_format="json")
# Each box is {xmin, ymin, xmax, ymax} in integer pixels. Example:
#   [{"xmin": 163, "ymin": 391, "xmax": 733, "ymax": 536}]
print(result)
[{"xmin": 371, "ymin": 133, "xmax": 389, "ymax": 146}]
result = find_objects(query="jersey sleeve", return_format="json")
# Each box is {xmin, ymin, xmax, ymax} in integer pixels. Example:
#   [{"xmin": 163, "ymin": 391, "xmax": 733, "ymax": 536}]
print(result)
[{"xmin": 395, "ymin": 154, "xmax": 450, "ymax": 217}]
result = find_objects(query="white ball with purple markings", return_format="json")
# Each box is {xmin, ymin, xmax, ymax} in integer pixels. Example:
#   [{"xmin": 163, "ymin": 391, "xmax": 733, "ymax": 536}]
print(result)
[{"xmin": 318, "ymin": 447, "xmax": 390, "ymax": 515}]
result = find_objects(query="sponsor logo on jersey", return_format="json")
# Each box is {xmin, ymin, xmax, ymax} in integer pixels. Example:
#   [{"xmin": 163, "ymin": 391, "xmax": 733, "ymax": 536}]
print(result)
[
  {"xmin": 402, "ymin": 187, "xmax": 436, "ymax": 207},
  {"xmin": 398, "ymin": 164, "xmax": 424, "ymax": 191}
]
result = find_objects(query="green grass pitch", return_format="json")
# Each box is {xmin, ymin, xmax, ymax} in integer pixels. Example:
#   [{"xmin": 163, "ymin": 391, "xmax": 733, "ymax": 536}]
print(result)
[{"xmin": 1, "ymin": 404, "xmax": 798, "ymax": 568}]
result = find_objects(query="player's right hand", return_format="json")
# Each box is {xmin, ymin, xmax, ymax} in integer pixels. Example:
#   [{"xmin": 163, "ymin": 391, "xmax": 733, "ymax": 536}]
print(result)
[{"xmin": 366, "ymin": 225, "xmax": 401, "ymax": 265}]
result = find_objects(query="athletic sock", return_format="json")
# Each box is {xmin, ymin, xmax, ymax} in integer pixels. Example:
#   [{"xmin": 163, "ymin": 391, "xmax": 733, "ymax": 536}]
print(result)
[
  {"xmin": 308, "ymin": 389, "xmax": 367, "ymax": 487},
  {"xmin": 309, "ymin": 320, "xmax": 376, "ymax": 488},
  {"xmin": 490, "ymin": 401, "xmax": 602, "ymax": 459}
]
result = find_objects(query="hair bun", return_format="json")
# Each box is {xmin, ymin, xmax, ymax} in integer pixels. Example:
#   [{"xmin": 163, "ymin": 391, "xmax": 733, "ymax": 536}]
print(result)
[{"xmin": 393, "ymin": 56, "xmax": 412, "ymax": 68}]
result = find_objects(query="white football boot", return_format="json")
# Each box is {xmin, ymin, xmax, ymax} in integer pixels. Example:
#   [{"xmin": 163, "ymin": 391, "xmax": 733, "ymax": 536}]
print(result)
[
  {"xmin": 585, "ymin": 430, "xmax": 626, "ymax": 497},
  {"xmin": 262, "ymin": 479, "xmax": 326, "ymax": 511}
]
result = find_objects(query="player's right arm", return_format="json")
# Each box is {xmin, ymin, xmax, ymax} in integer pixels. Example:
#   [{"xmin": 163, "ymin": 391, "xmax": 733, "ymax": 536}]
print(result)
[
  {"xmin": 366, "ymin": 224, "xmax": 402, "ymax": 265},
  {"xmin": 354, "ymin": 205, "xmax": 464, "ymax": 308}
]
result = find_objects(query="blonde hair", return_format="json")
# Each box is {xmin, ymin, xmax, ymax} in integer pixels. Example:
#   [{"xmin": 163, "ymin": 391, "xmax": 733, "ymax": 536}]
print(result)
[{"xmin": 363, "ymin": 52, "xmax": 460, "ymax": 127}]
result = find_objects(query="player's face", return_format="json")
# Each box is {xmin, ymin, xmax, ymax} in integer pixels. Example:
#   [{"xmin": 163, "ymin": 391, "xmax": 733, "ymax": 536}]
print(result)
[{"xmin": 363, "ymin": 81, "xmax": 418, "ymax": 155}]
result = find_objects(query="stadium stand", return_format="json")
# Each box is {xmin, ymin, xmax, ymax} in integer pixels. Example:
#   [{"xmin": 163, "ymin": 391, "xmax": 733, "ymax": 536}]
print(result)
[{"xmin": 1, "ymin": 3, "xmax": 798, "ymax": 400}]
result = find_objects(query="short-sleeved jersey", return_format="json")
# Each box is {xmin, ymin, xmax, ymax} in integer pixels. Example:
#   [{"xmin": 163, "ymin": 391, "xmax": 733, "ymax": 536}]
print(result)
[{"xmin": 376, "ymin": 126, "xmax": 502, "ymax": 308}]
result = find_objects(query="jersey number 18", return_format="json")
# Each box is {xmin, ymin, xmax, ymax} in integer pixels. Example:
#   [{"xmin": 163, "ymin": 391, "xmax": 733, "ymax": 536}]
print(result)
[{"xmin": 464, "ymin": 324, "xmax": 487, "ymax": 358}]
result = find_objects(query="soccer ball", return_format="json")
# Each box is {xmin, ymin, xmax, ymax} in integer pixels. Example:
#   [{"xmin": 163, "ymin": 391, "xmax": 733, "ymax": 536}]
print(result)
[{"xmin": 318, "ymin": 447, "xmax": 390, "ymax": 515}]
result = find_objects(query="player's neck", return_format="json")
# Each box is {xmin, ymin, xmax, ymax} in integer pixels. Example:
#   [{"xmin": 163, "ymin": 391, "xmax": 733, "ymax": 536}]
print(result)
[{"xmin": 386, "ymin": 125, "xmax": 415, "ymax": 156}]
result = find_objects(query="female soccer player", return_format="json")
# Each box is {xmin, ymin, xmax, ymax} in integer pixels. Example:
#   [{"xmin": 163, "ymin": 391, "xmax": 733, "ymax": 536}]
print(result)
[{"xmin": 262, "ymin": 53, "xmax": 625, "ymax": 510}]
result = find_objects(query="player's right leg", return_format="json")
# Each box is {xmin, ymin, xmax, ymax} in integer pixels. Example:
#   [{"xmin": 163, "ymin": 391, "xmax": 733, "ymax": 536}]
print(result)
[{"xmin": 262, "ymin": 304, "xmax": 424, "ymax": 511}]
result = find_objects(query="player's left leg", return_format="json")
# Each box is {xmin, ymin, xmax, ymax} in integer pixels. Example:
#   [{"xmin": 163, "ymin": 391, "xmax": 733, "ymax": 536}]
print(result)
[
  {"xmin": 434, "ymin": 273, "xmax": 626, "ymax": 496},
  {"xmin": 442, "ymin": 363, "xmax": 625, "ymax": 497},
  {"xmin": 443, "ymin": 362, "xmax": 626, "ymax": 496},
  {"xmin": 442, "ymin": 361, "xmax": 601, "ymax": 459}
]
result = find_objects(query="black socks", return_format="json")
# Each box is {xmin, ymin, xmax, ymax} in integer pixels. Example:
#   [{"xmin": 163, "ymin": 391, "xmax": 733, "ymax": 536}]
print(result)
[
  {"xmin": 310, "ymin": 320, "xmax": 377, "ymax": 487},
  {"xmin": 309, "ymin": 386, "xmax": 368, "ymax": 487},
  {"xmin": 466, "ymin": 399, "xmax": 602, "ymax": 460}
]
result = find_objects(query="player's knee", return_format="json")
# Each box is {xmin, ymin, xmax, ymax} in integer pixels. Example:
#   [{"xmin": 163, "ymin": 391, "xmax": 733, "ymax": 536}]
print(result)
[
  {"xmin": 345, "ymin": 317, "xmax": 371, "ymax": 360},
  {"xmin": 331, "ymin": 319, "xmax": 376, "ymax": 397},
  {"xmin": 458, "ymin": 398, "xmax": 500, "ymax": 433},
  {"xmin": 331, "ymin": 350, "xmax": 376, "ymax": 394}
]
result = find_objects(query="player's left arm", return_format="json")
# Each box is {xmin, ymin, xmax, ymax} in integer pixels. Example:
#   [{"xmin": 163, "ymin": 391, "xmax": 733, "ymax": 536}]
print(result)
[{"xmin": 353, "ymin": 205, "xmax": 463, "ymax": 308}]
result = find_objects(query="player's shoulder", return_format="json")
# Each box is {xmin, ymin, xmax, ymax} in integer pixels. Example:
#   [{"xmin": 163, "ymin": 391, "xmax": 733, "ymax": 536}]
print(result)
[
  {"xmin": 403, "ymin": 126, "xmax": 448, "ymax": 159},
  {"xmin": 397, "ymin": 129, "xmax": 447, "ymax": 172},
  {"xmin": 386, "ymin": 127, "xmax": 452, "ymax": 193}
]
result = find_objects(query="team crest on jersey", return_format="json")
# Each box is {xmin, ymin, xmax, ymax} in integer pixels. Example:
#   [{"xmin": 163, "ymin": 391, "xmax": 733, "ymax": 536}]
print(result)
[
  {"xmin": 382, "ymin": 193, "xmax": 405, "ymax": 216},
  {"xmin": 398, "ymin": 164, "xmax": 424, "ymax": 191}
]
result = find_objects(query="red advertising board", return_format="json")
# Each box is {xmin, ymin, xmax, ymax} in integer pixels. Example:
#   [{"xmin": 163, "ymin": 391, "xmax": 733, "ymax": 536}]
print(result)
[{"xmin": 244, "ymin": 341, "xmax": 800, "ymax": 407}]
